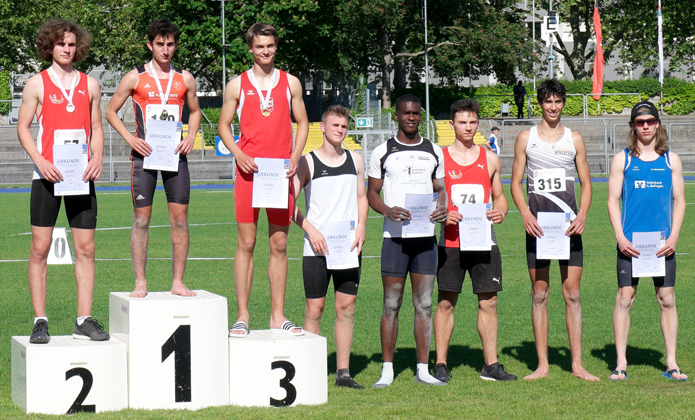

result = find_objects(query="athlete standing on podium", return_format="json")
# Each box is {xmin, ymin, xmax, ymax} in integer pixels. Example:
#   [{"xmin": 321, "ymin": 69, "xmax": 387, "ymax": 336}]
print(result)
[
  {"xmin": 106, "ymin": 19, "xmax": 201, "ymax": 298},
  {"xmin": 218, "ymin": 23, "xmax": 309, "ymax": 337},
  {"xmin": 17, "ymin": 20, "xmax": 108, "ymax": 343}
]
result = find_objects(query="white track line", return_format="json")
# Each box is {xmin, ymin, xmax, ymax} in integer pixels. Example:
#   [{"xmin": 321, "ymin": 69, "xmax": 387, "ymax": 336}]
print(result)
[{"xmin": 11, "ymin": 222, "xmax": 238, "ymax": 236}]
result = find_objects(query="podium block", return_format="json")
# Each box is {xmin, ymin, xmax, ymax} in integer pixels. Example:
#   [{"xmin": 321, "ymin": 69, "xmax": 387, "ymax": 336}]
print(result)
[
  {"xmin": 229, "ymin": 331, "xmax": 327, "ymax": 407},
  {"xmin": 11, "ymin": 336, "xmax": 127, "ymax": 414},
  {"xmin": 109, "ymin": 290, "xmax": 229, "ymax": 410}
]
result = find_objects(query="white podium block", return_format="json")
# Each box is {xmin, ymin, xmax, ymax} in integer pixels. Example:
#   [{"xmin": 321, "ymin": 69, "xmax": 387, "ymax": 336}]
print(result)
[
  {"xmin": 11, "ymin": 336, "xmax": 127, "ymax": 414},
  {"xmin": 47, "ymin": 227, "xmax": 73, "ymax": 265},
  {"xmin": 229, "ymin": 331, "xmax": 327, "ymax": 407},
  {"xmin": 109, "ymin": 290, "xmax": 229, "ymax": 410}
]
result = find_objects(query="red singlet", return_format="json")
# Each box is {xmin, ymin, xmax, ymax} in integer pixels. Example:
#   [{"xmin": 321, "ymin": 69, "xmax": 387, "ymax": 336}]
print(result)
[
  {"xmin": 442, "ymin": 146, "xmax": 492, "ymax": 248},
  {"xmin": 35, "ymin": 70, "xmax": 91, "ymax": 179}
]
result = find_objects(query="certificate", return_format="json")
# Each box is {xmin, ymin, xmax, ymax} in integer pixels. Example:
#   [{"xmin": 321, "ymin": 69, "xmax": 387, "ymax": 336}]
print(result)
[
  {"xmin": 402, "ymin": 193, "xmax": 437, "ymax": 238},
  {"xmin": 252, "ymin": 158, "xmax": 290, "ymax": 209},
  {"xmin": 536, "ymin": 212, "xmax": 571, "ymax": 260},
  {"xmin": 143, "ymin": 119, "xmax": 182, "ymax": 172},
  {"xmin": 632, "ymin": 231, "xmax": 666, "ymax": 277},
  {"xmin": 458, "ymin": 203, "xmax": 491, "ymax": 251},
  {"xmin": 323, "ymin": 221, "xmax": 359, "ymax": 270},
  {"xmin": 54, "ymin": 143, "xmax": 89, "ymax": 196}
]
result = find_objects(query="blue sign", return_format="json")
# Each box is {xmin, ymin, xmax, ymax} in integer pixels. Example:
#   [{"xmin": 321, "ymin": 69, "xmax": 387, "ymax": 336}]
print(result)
[{"xmin": 216, "ymin": 136, "xmax": 237, "ymax": 157}]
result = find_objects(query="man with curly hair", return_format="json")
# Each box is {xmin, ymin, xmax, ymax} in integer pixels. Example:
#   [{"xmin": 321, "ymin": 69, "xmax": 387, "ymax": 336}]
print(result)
[
  {"xmin": 107, "ymin": 19, "xmax": 201, "ymax": 298},
  {"xmin": 17, "ymin": 19, "xmax": 108, "ymax": 343}
]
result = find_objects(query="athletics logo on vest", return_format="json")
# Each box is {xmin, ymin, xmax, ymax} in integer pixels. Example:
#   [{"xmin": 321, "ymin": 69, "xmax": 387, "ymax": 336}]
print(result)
[
  {"xmin": 634, "ymin": 180, "xmax": 646, "ymax": 189},
  {"xmin": 448, "ymin": 170, "xmax": 462, "ymax": 179},
  {"xmin": 174, "ymin": 81, "xmax": 182, "ymax": 91},
  {"xmin": 49, "ymin": 94, "xmax": 64, "ymax": 104}
]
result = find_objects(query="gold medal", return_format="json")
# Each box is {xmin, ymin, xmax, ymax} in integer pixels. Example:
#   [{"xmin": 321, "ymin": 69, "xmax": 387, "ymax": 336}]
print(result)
[
  {"xmin": 160, "ymin": 109, "xmax": 169, "ymax": 120},
  {"xmin": 262, "ymin": 109, "xmax": 271, "ymax": 117}
]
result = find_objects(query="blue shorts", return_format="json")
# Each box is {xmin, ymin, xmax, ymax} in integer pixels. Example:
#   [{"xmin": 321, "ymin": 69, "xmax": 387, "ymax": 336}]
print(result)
[{"xmin": 380, "ymin": 237, "xmax": 438, "ymax": 278}]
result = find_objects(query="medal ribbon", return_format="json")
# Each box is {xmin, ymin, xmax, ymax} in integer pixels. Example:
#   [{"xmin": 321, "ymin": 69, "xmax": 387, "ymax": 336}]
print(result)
[
  {"xmin": 247, "ymin": 67, "xmax": 277, "ymax": 112},
  {"xmin": 149, "ymin": 60, "xmax": 174, "ymax": 105},
  {"xmin": 48, "ymin": 67, "xmax": 78, "ymax": 110}
]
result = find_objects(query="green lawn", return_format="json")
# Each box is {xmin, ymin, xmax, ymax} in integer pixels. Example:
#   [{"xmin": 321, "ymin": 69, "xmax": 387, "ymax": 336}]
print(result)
[{"xmin": 0, "ymin": 182, "xmax": 694, "ymax": 419}]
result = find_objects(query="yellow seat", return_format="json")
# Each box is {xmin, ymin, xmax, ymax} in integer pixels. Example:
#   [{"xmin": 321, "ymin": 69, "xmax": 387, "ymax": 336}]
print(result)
[
  {"xmin": 183, "ymin": 124, "xmax": 212, "ymax": 150},
  {"xmin": 434, "ymin": 121, "xmax": 486, "ymax": 147}
]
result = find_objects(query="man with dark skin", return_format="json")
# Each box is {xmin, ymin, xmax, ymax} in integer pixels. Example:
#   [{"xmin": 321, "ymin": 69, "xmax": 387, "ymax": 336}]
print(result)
[{"xmin": 368, "ymin": 94, "xmax": 448, "ymax": 387}]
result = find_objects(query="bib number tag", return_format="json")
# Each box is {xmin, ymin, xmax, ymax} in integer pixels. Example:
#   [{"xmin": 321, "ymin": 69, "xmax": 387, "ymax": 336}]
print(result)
[
  {"xmin": 54, "ymin": 129, "xmax": 87, "ymax": 145},
  {"xmin": 451, "ymin": 184, "xmax": 485, "ymax": 207},
  {"xmin": 532, "ymin": 168, "xmax": 566, "ymax": 193},
  {"xmin": 146, "ymin": 104, "xmax": 179, "ymax": 129}
]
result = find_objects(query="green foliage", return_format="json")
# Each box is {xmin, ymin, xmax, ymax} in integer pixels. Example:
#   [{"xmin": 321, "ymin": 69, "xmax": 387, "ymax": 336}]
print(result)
[
  {"xmin": 397, "ymin": 78, "xmax": 695, "ymax": 118},
  {"xmin": 199, "ymin": 107, "xmax": 224, "ymax": 147},
  {"xmin": 0, "ymin": 70, "xmax": 10, "ymax": 115}
]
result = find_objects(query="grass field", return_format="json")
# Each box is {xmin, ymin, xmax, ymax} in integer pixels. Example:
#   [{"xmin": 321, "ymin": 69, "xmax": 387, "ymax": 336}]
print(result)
[{"xmin": 1, "ymin": 181, "xmax": 694, "ymax": 419}]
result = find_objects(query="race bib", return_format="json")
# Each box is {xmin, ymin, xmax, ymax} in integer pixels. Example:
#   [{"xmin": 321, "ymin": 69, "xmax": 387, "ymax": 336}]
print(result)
[
  {"xmin": 145, "ymin": 104, "xmax": 180, "ymax": 129},
  {"xmin": 451, "ymin": 184, "xmax": 485, "ymax": 207},
  {"xmin": 54, "ymin": 129, "xmax": 87, "ymax": 145},
  {"xmin": 532, "ymin": 168, "xmax": 566, "ymax": 193}
]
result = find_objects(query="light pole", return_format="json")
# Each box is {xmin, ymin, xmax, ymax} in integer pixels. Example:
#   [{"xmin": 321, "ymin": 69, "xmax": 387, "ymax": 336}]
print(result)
[
  {"xmin": 214, "ymin": 0, "xmax": 230, "ymax": 97},
  {"xmin": 423, "ymin": 0, "xmax": 431, "ymax": 140}
]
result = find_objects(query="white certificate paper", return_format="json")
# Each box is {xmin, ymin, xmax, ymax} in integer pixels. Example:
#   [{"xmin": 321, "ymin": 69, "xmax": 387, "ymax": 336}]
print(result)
[
  {"xmin": 632, "ymin": 231, "xmax": 666, "ymax": 278},
  {"xmin": 458, "ymin": 203, "xmax": 491, "ymax": 251},
  {"xmin": 54, "ymin": 144, "xmax": 89, "ymax": 196},
  {"xmin": 252, "ymin": 158, "xmax": 290, "ymax": 209},
  {"xmin": 402, "ymin": 193, "xmax": 437, "ymax": 238},
  {"xmin": 536, "ymin": 212, "xmax": 571, "ymax": 260},
  {"xmin": 323, "ymin": 221, "xmax": 359, "ymax": 270},
  {"xmin": 143, "ymin": 119, "xmax": 182, "ymax": 172}
]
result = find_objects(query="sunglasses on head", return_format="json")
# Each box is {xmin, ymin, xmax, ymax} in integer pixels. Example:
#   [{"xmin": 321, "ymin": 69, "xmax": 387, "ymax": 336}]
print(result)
[{"xmin": 632, "ymin": 118, "xmax": 658, "ymax": 127}]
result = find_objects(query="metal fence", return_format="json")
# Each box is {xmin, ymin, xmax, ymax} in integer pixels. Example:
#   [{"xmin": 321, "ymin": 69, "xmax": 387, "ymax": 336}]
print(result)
[{"xmin": 3, "ymin": 118, "xmax": 695, "ymax": 184}]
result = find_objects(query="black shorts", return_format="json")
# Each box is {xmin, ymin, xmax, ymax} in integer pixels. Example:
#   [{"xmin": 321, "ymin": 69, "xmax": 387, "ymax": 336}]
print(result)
[
  {"xmin": 380, "ymin": 236, "xmax": 437, "ymax": 278},
  {"xmin": 526, "ymin": 233, "xmax": 583, "ymax": 269},
  {"xmin": 617, "ymin": 249, "xmax": 676, "ymax": 288},
  {"xmin": 30, "ymin": 179, "xmax": 97, "ymax": 229},
  {"xmin": 131, "ymin": 155, "xmax": 190, "ymax": 208},
  {"xmin": 302, "ymin": 255, "xmax": 362, "ymax": 299},
  {"xmin": 437, "ymin": 246, "xmax": 503, "ymax": 294}
]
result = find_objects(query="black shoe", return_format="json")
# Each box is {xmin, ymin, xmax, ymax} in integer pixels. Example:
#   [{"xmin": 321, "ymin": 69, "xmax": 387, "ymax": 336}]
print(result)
[
  {"xmin": 336, "ymin": 375, "xmax": 365, "ymax": 389},
  {"xmin": 480, "ymin": 363, "xmax": 517, "ymax": 382},
  {"xmin": 433, "ymin": 363, "xmax": 451, "ymax": 382},
  {"xmin": 73, "ymin": 317, "xmax": 110, "ymax": 341},
  {"xmin": 29, "ymin": 319, "xmax": 50, "ymax": 344}
]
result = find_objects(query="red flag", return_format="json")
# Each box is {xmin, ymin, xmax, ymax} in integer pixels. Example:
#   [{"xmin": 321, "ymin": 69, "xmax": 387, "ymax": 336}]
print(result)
[{"xmin": 592, "ymin": 0, "xmax": 604, "ymax": 100}]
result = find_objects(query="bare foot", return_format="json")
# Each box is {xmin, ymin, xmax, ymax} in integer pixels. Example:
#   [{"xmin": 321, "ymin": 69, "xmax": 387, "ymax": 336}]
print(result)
[
  {"xmin": 270, "ymin": 319, "xmax": 303, "ymax": 334},
  {"xmin": 171, "ymin": 283, "xmax": 197, "ymax": 297},
  {"xmin": 571, "ymin": 367, "xmax": 600, "ymax": 382},
  {"xmin": 229, "ymin": 320, "xmax": 249, "ymax": 337},
  {"xmin": 666, "ymin": 367, "xmax": 688, "ymax": 381},
  {"xmin": 130, "ymin": 283, "xmax": 148, "ymax": 298},
  {"xmin": 523, "ymin": 367, "xmax": 549, "ymax": 380}
]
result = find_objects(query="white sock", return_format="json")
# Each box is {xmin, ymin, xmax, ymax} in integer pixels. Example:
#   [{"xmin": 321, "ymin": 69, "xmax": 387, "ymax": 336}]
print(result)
[
  {"xmin": 416, "ymin": 363, "xmax": 442, "ymax": 384},
  {"xmin": 374, "ymin": 362, "xmax": 394, "ymax": 387},
  {"xmin": 77, "ymin": 316, "xmax": 91, "ymax": 326},
  {"xmin": 34, "ymin": 317, "xmax": 47, "ymax": 325}
]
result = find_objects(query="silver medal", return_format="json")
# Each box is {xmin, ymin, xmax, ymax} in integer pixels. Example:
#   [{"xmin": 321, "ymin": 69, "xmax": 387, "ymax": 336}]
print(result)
[{"xmin": 66, "ymin": 103, "xmax": 75, "ymax": 113}]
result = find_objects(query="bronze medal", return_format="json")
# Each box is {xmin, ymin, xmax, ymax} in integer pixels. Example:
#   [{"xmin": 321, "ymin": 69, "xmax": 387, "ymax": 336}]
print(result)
[{"xmin": 262, "ymin": 109, "xmax": 271, "ymax": 117}]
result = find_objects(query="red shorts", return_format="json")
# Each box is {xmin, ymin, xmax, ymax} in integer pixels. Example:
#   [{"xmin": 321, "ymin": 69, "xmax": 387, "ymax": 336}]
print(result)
[{"xmin": 234, "ymin": 170, "xmax": 294, "ymax": 226}]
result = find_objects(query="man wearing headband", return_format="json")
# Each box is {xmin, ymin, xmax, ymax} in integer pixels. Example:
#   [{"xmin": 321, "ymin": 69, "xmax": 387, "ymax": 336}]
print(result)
[
  {"xmin": 107, "ymin": 19, "xmax": 202, "ymax": 298},
  {"xmin": 606, "ymin": 101, "xmax": 687, "ymax": 381},
  {"xmin": 18, "ymin": 19, "xmax": 108, "ymax": 343}
]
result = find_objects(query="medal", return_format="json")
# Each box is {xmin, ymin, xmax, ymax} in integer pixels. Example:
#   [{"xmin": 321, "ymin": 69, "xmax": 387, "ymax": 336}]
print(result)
[
  {"xmin": 248, "ymin": 67, "xmax": 277, "ymax": 117},
  {"xmin": 160, "ymin": 109, "xmax": 169, "ymax": 120},
  {"xmin": 48, "ymin": 67, "xmax": 78, "ymax": 113}
]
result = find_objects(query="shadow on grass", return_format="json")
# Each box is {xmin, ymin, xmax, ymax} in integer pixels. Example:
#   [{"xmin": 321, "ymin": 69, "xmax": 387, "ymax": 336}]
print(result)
[
  {"xmin": 366, "ymin": 348, "xmax": 423, "ymax": 379},
  {"xmin": 591, "ymin": 344, "xmax": 666, "ymax": 372},
  {"xmin": 501, "ymin": 341, "xmax": 573, "ymax": 373},
  {"xmin": 327, "ymin": 352, "xmax": 371, "ymax": 377},
  {"xmin": 435, "ymin": 344, "xmax": 484, "ymax": 372}
]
